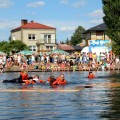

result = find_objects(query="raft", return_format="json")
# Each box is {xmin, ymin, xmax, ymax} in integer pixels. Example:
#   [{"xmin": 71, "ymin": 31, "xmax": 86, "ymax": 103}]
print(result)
[{"xmin": 0, "ymin": 89, "xmax": 82, "ymax": 93}]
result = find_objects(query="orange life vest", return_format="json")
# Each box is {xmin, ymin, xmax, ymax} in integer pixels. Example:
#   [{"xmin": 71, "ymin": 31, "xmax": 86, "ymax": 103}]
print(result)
[
  {"xmin": 88, "ymin": 74, "xmax": 95, "ymax": 79},
  {"xmin": 20, "ymin": 72, "xmax": 28, "ymax": 80},
  {"xmin": 52, "ymin": 77, "xmax": 67, "ymax": 85},
  {"xmin": 23, "ymin": 80, "xmax": 36, "ymax": 85}
]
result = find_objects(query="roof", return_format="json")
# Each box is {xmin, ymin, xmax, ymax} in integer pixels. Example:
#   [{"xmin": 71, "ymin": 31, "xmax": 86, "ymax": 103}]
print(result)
[
  {"xmin": 58, "ymin": 44, "xmax": 74, "ymax": 51},
  {"xmin": 11, "ymin": 21, "xmax": 56, "ymax": 32},
  {"xmin": 73, "ymin": 46, "xmax": 84, "ymax": 51},
  {"xmin": 84, "ymin": 23, "xmax": 108, "ymax": 33}
]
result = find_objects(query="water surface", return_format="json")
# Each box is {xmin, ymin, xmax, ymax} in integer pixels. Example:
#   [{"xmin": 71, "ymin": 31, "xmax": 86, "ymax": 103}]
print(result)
[{"xmin": 0, "ymin": 71, "xmax": 120, "ymax": 120}]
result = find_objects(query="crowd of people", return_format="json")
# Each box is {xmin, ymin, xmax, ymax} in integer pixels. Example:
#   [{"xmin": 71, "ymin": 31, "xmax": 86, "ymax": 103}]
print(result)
[{"xmin": 0, "ymin": 51, "xmax": 120, "ymax": 73}]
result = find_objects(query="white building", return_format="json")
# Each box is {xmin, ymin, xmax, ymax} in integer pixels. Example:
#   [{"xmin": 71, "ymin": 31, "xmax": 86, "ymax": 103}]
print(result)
[{"xmin": 11, "ymin": 19, "xmax": 56, "ymax": 53}]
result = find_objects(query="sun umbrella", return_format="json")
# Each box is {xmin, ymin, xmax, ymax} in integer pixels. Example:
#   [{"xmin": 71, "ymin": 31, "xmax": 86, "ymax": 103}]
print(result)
[
  {"xmin": 0, "ymin": 51, "xmax": 7, "ymax": 55},
  {"xmin": 50, "ymin": 49, "xmax": 69, "ymax": 55},
  {"xmin": 17, "ymin": 50, "xmax": 33, "ymax": 55}
]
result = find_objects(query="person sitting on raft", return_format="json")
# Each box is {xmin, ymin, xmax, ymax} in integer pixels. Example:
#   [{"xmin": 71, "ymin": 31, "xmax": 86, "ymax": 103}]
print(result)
[
  {"xmin": 50, "ymin": 74, "xmax": 67, "ymax": 86},
  {"xmin": 88, "ymin": 71, "xmax": 95, "ymax": 79}
]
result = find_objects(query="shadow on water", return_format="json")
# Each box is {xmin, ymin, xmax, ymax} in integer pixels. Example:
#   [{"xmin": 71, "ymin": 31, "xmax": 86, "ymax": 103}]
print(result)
[
  {"xmin": 0, "ymin": 70, "xmax": 120, "ymax": 120},
  {"xmin": 99, "ymin": 87, "xmax": 120, "ymax": 120}
]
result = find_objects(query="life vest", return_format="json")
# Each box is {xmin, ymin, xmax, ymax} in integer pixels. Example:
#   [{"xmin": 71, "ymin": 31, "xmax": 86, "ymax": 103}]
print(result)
[
  {"xmin": 52, "ymin": 77, "xmax": 67, "ymax": 85},
  {"xmin": 39, "ymin": 80, "xmax": 45, "ymax": 83},
  {"xmin": 23, "ymin": 80, "xmax": 31, "ymax": 85},
  {"xmin": 31, "ymin": 80, "xmax": 37, "ymax": 84},
  {"xmin": 23, "ymin": 80, "xmax": 36, "ymax": 85},
  {"xmin": 47, "ymin": 78, "xmax": 50, "ymax": 82},
  {"xmin": 33, "ymin": 77, "xmax": 45, "ymax": 84},
  {"xmin": 20, "ymin": 72, "xmax": 28, "ymax": 80},
  {"xmin": 47, "ymin": 77, "xmax": 56, "ymax": 84},
  {"xmin": 88, "ymin": 74, "xmax": 95, "ymax": 79}
]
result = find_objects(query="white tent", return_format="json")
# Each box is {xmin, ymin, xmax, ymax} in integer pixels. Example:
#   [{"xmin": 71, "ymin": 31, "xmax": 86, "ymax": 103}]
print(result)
[
  {"xmin": 0, "ymin": 51, "xmax": 7, "ymax": 55},
  {"xmin": 81, "ymin": 46, "xmax": 91, "ymax": 53},
  {"xmin": 81, "ymin": 46, "xmax": 110, "ymax": 55}
]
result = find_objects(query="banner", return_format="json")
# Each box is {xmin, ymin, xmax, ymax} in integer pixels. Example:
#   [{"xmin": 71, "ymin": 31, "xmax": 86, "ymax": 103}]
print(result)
[{"xmin": 89, "ymin": 40, "xmax": 111, "ymax": 47}]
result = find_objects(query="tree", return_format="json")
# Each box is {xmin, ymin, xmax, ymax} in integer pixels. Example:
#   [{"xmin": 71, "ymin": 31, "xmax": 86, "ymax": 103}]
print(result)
[
  {"xmin": 70, "ymin": 26, "xmax": 85, "ymax": 46},
  {"xmin": 65, "ymin": 38, "xmax": 70, "ymax": 45},
  {"xmin": 0, "ymin": 41, "xmax": 10, "ymax": 54},
  {"xmin": 60, "ymin": 41, "xmax": 65, "ymax": 44},
  {"xmin": 112, "ymin": 41, "xmax": 120, "ymax": 55},
  {"xmin": 0, "ymin": 40, "xmax": 29, "ymax": 54},
  {"xmin": 9, "ymin": 40, "xmax": 29, "ymax": 53},
  {"xmin": 102, "ymin": 0, "xmax": 120, "ymax": 54}
]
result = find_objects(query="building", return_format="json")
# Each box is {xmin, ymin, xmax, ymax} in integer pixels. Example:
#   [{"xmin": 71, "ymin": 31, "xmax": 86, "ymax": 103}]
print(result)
[
  {"xmin": 83, "ymin": 23, "xmax": 111, "ymax": 54},
  {"xmin": 57, "ymin": 44, "xmax": 75, "ymax": 53},
  {"xmin": 11, "ymin": 19, "xmax": 56, "ymax": 53}
]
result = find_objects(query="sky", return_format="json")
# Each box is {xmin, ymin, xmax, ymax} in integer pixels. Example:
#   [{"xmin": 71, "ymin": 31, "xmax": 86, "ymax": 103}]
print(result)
[{"xmin": 0, "ymin": 0, "xmax": 104, "ymax": 43}]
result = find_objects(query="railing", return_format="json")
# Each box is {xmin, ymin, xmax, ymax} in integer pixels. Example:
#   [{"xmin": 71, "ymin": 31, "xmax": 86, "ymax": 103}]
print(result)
[
  {"xmin": 37, "ymin": 50, "xmax": 52, "ymax": 52},
  {"xmin": 36, "ymin": 39, "xmax": 56, "ymax": 44}
]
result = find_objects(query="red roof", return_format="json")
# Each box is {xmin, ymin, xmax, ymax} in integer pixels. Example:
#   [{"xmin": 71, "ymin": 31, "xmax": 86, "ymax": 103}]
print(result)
[
  {"xmin": 58, "ymin": 44, "xmax": 74, "ymax": 51},
  {"xmin": 11, "ymin": 21, "xmax": 56, "ymax": 32}
]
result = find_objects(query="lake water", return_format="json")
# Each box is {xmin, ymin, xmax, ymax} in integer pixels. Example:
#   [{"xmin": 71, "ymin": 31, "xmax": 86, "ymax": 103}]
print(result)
[{"xmin": 0, "ymin": 71, "xmax": 120, "ymax": 120}]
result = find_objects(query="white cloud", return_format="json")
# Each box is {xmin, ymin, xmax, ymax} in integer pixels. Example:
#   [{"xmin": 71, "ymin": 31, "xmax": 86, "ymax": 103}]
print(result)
[
  {"xmin": 89, "ymin": 9, "xmax": 104, "ymax": 18},
  {"xmin": 60, "ymin": 0, "xmax": 69, "ymax": 5},
  {"xmin": 37, "ymin": 19, "xmax": 90, "ymax": 31},
  {"xmin": 27, "ymin": 1, "xmax": 45, "ymax": 8},
  {"xmin": 72, "ymin": 0, "xmax": 86, "ymax": 8},
  {"xmin": 60, "ymin": 26, "xmax": 76, "ymax": 32},
  {"xmin": 0, "ymin": 0, "xmax": 13, "ymax": 8},
  {"xmin": 89, "ymin": 19, "xmax": 103, "ymax": 24},
  {"xmin": 0, "ymin": 20, "xmax": 19, "ymax": 29}
]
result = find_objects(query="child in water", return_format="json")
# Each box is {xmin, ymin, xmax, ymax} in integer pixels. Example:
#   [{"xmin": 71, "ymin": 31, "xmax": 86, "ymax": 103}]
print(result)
[{"xmin": 88, "ymin": 71, "xmax": 95, "ymax": 79}]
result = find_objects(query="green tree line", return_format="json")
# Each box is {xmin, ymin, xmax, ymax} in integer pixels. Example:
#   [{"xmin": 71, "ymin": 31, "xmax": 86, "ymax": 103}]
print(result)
[
  {"xmin": 60, "ymin": 26, "xmax": 85, "ymax": 46},
  {"xmin": 102, "ymin": 0, "xmax": 120, "ymax": 55},
  {"xmin": 0, "ymin": 40, "xmax": 28, "ymax": 54}
]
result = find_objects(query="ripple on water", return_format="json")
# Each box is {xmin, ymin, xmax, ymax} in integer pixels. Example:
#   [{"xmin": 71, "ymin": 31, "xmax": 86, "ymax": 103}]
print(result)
[{"xmin": 0, "ymin": 71, "xmax": 120, "ymax": 120}]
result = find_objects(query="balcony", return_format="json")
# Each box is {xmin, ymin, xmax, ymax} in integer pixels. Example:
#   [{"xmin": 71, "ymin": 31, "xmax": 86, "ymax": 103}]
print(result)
[{"xmin": 36, "ymin": 39, "xmax": 56, "ymax": 44}]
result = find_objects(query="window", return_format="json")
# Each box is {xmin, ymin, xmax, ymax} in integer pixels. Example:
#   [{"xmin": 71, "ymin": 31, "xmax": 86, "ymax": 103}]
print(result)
[
  {"xmin": 46, "ymin": 46, "xmax": 49, "ymax": 50},
  {"xmin": 50, "ymin": 46, "xmax": 53, "ymax": 50},
  {"xmin": 28, "ymin": 34, "xmax": 36, "ymax": 40},
  {"xmin": 48, "ymin": 35, "xmax": 51, "ymax": 43},
  {"xmin": 12, "ymin": 36, "xmax": 16, "ymax": 40},
  {"xmin": 44, "ymin": 34, "xmax": 51, "ymax": 43},
  {"xmin": 44, "ymin": 35, "xmax": 47, "ymax": 43},
  {"xmin": 46, "ymin": 46, "xmax": 53, "ymax": 50},
  {"xmin": 29, "ymin": 46, "xmax": 36, "ymax": 51}
]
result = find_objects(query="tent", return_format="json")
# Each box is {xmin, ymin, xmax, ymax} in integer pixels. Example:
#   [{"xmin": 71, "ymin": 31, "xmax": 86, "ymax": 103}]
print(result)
[
  {"xmin": 0, "ymin": 51, "xmax": 7, "ymax": 55},
  {"xmin": 81, "ymin": 46, "xmax": 111, "ymax": 55},
  {"xmin": 17, "ymin": 50, "xmax": 33, "ymax": 55},
  {"xmin": 81, "ymin": 46, "xmax": 91, "ymax": 53},
  {"xmin": 50, "ymin": 49, "xmax": 69, "ymax": 55}
]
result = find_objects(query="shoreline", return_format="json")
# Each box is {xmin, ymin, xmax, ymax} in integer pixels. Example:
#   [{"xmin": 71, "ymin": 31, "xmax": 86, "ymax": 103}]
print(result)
[{"xmin": 2, "ymin": 67, "xmax": 120, "ymax": 73}]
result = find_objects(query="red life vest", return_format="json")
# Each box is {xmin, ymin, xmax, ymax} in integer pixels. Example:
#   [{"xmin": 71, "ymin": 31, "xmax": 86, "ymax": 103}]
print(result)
[
  {"xmin": 52, "ymin": 77, "xmax": 67, "ymax": 85},
  {"xmin": 88, "ymin": 74, "xmax": 95, "ymax": 79},
  {"xmin": 20, "ymin": 72, "xmax": 28, "ymax": 80}
]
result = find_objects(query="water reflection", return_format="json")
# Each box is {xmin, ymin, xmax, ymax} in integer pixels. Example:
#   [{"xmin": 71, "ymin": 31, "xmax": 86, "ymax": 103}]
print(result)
[
  {"xmin": 100, "ymin": 87, "xmax": 120, "ymax": 119},
  {"xmin": 0, "ymin": 71, "xmax": 120, "ymax": 119}
]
